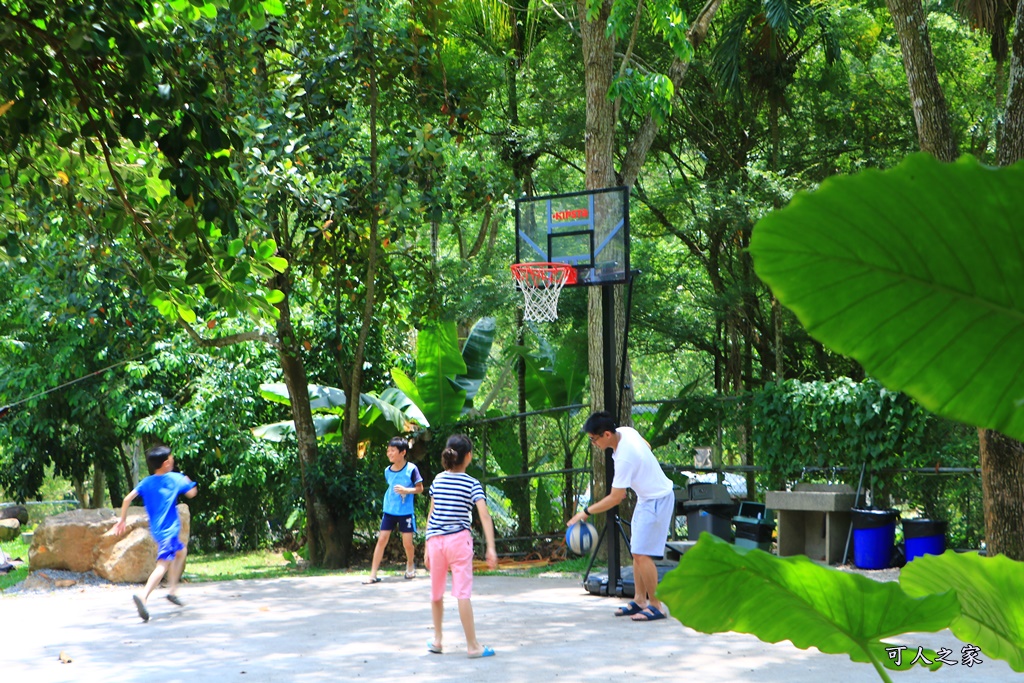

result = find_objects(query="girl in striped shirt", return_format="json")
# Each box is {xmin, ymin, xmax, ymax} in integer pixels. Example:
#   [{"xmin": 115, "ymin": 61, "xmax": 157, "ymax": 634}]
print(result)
[{"xmin": 425, "ymin": 433, "xmax": 498, "ymax": 658}]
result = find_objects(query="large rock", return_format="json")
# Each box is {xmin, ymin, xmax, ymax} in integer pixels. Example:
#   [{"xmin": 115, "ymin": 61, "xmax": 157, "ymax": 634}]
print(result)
[
  {"xmin": 0, "ymin": 518, "xmax": 20, "ymax": 541},
  {"xmin": 0, "ymin": 504, "xmax": 29, "ymax": 525},
  {"xmin": 29, "ymin": 505, "xmax": 191, "ymax": 583}
]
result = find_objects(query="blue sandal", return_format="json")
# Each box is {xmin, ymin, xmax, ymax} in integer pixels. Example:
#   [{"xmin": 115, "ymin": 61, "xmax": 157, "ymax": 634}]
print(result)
[
  {"xmin": 631, "ymin": 606, "xmax": 667, "ymax": 622},
  {"xmin": 614, "ymin": 601, "xmax": 644, "ymax": 617},
  {"xmin": 467, "ymin": 646, "xmax": 495, "ymax": 658}
]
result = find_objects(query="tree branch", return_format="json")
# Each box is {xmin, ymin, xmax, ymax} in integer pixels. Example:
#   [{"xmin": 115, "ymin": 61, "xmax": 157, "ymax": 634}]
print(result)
[{"xmin": 178, "ymin": 318, "xmax": 279, "ymax": 348}]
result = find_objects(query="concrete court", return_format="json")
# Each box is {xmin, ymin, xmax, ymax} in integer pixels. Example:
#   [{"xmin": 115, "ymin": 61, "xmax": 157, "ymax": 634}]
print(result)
[{"xmin": 1, "ymin": 572, "xmax": 1014, "ymax": 683}]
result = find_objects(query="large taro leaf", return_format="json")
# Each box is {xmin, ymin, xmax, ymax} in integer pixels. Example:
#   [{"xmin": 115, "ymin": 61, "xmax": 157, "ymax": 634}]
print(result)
[
  {"xmin": 659, "ymin": 534, "xmax": 958, "ymax": 673},
  {"xmin": 901, "ymin": 551, "xmax": 1024, "ymax": 671},
  {"xmin": 750, "ymin": 154, "xmax": 1024, "ymax": 442}
]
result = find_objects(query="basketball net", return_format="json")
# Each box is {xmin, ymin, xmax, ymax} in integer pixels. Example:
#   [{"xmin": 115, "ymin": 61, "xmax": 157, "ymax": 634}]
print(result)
[{"xmin": 511, "ymin": 262, "xmax": 575, "ymax": 322}]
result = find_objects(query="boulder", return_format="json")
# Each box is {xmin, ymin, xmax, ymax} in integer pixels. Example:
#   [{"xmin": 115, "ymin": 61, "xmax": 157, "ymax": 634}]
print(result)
[
  {"xmin": 0, "ymin": 518, "xmax": 20, "ymax": 541},
  {"xmin": 0, "ymin": 504, "xmax": 29, "ymax": 525},
  {"xmin": 29, "ymin": 504, "xmax": 191, "ymax": 583}
]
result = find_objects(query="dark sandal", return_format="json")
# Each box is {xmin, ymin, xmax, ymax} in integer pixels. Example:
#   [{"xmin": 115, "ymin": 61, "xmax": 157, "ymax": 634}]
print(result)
[
  {"xmin": 631, "ymin": 606, "xmax": 667, "ymax": 622},
  {"xmin": 614, "ymin": 600, "xmax": 644, "ymax": 617}
]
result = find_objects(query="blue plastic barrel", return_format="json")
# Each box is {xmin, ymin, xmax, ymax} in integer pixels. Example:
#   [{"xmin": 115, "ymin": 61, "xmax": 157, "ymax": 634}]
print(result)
[
  {"xmin": 851, "ymin": 508, "xmax": 898, "ymax": 570},
  {"xmin": 903, "ymin": 519, "xmax": 947, "ymax": 561}
]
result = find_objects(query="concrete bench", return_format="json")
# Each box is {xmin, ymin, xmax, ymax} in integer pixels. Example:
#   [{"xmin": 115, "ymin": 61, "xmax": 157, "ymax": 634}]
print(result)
[{"xmin": 765, "ymin": 483, "xmax": 857, "ymax": 564}]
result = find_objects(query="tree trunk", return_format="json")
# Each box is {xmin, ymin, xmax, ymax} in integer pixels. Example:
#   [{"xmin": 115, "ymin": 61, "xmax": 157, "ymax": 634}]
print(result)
[
  {"xmin": 343, "ymin": 29, "xmax": 381, "ymax": 456},
  {"xmin": 91, "ymin": 465, "xmax": 106, "ymax": 509},
  {"xmin": 997, "ymin": 0, "xmax": 1024, "ymax": 166},
  {"xmin": 619, "ymin": 0, "xmax": 725, "ymax": 187},
  {"xmin": 274, "ymin": 279, "xmax": 343, "ymax": 568},
  {"xmin": 581, "ymin": 0, "xmax": 620, "ymax": 561},
  {"xmin": 977, "ymin": 429, "xmax": 1024, "ymax": 559},
  {"xmin": 885, "ymin": 0, "xmax": 959, "ymax": 161},
  {"xmin": 976, "ymin": 2, "xmax": 1024, "ymax": 561}
]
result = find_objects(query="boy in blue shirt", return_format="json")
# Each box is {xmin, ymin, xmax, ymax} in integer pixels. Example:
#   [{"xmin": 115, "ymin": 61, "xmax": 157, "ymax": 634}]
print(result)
[
  {"xmin": 114, "ymin": 445, "xmax": 198, "ymax": 622},
  {"xmin": 364, "ymin": 437, "xmax": 423, "ymax": 583}
]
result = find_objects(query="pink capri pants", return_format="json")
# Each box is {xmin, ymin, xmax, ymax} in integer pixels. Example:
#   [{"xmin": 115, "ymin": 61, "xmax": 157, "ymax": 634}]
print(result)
[{"xmin": 427, "ymin": 529, "xmax": 475, "ymax": 601}]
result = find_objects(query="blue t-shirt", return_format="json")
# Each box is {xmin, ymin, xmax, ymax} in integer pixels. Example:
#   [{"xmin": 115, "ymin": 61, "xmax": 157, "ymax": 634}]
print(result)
[
  {"xmin": 136, "ymin": 472, "xmax": 197, "ymax": 544},
  {"xmin": 426, "ymin": 471, "xmax": 484, "ymax": 538},
  {"xmin": 382, "ymin": 462, "xmax": 422, "ymax": 516}
]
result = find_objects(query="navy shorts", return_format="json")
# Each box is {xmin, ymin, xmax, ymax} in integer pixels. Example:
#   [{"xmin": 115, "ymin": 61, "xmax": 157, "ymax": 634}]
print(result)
[{"xmin": 380, "ymin": 513, "xmax": 415, "ymax": 533}]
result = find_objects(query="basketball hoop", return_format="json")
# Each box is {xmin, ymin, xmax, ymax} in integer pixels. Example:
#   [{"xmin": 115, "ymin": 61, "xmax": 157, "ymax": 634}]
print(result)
[{"xmin": 511, "ymin": 262, "xmax": 576, "ymax": 322}]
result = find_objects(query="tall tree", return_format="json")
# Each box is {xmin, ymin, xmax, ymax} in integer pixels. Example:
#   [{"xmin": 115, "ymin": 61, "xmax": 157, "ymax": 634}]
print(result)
[{"xmin": 877, "ymin": 0, "xmax": 1024, "ymax": 558}]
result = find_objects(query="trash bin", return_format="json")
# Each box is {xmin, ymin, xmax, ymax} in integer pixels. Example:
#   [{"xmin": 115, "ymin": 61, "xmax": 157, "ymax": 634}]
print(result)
[
  {"xmin": 903, "ymin": 518, "xmax": 947, "ymax": 561},
  {"xmin": 851, "ymin": 508, "xmax": 898, "ymax": 569},
  {"xmin": 732, "ymin": 502, "xmax": 776, "ymax": 551}
]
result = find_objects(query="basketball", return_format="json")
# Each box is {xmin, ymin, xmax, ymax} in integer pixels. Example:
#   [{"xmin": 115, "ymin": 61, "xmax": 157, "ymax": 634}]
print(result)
[{"xmin": 565, "ymin": 521, "xmax": 597, "ymax": 556}]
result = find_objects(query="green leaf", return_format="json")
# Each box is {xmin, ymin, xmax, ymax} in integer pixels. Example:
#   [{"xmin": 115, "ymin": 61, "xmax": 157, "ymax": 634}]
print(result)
[
  {"xmin": 390, "ymin": 368, "xmax": 429, "ymax": 427},
  {"xmin": 659, "ymin": 535, "xmax": 959, "ymax": 672},
  {"xmin": 750, "ymin": 154, "xmax": 1024, "ymax": 442},
  {"xmin": 227, "ymin": 238, "xmax": 245, "ymax": 257},
  {"xmin": 413, "ymin": 322, "xmax": 468, "ymax": 426},
  {"xmin": 451, "ymin": 316, "xmax": 495, "ymax": 404},
  {"xmin": 901, "ymin": 551, "xmax": 1024, "ymax": 671},
  {"xmin": 266, "ymin": 256, "xmax": 288, "ymax": 273},
  {"xmin": 177, "ymin": 306, "xmax": 197, "ymax": 324},
  {"xmin": 252, "ymin": 415, "xmax": 341, "ymax": 441},
  {"xmin": 256, "ymin": 238, "xmax": 277, "ymax": 259},
  {"xmin": 259, "ymin": 383, "xmax": 347, "ymax": 412},
  {"xmin": 307, "ymin": 384, "xmax": 347, "ymax": 412},
  {"xmin": 262, "ymin": 0, "xmax": 286, "ymax": 16},
  {"xmin": 265, "ymin": 289, "xmax": 285, "ymax": 304}
]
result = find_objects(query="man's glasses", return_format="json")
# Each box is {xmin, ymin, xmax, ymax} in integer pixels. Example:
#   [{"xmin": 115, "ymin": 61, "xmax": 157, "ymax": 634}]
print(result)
[{"xmin": 588, "ymin": 434, "xmax": 601, "ymax": 443}]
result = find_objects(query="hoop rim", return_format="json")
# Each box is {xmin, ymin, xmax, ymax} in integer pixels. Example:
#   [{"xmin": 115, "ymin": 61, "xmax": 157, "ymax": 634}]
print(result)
[{"xmin": 511, "ymin": 261, "xmax": 577, "ymax": 285}]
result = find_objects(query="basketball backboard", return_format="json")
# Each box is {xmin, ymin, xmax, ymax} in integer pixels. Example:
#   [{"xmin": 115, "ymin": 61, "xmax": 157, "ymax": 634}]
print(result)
[{"xmin": 514, "ymin": 187, "xmax": 629, "ymax": 286}]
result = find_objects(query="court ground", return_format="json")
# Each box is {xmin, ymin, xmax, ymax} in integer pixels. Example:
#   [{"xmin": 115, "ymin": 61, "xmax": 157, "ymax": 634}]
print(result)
[{"xmin": 2, "ymin": 572, "xmax": 1015, "ymax": 682}]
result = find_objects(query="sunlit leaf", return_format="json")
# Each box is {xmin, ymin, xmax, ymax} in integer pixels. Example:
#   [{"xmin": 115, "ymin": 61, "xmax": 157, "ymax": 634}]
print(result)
[
  {"xmin": 750, "ymin": 154, "xmax": 1024, "ymax": 441},
  {"xmin": 901, "ymin": 551, "xmax": 1024, "ymax": 671},
  {"xmin": 659, "ymin": 534, "xmax": 958, "ymax": 672}
]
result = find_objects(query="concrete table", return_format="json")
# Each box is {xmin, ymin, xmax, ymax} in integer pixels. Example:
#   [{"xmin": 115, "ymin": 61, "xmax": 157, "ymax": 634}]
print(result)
[{"xmin": 766, "ymin": 484, "xmax": 857, "ymax": 564}]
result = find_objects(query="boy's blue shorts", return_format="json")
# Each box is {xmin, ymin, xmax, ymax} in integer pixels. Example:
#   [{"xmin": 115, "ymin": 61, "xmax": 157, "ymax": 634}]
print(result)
[
  {"xmin": 156, "ymin": 534, "xmax": 186, "ymax": 562},
  {"xmin": 380, "ymin": 513, "xmax": 415, "ymax": 533}
]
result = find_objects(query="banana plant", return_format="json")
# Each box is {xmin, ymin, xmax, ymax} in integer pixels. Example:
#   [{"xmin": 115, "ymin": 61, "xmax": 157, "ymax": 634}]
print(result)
[
  {"xmin": 390, "ymin": 318, "xmax": 496, "ymax": 428},
  {"xmin": 251, "ymin": 383, "xmax": 414, "ymax": 450},
  {"xmin": 254, "ymin": 318, "xmax": 497, "ymax": 446}
]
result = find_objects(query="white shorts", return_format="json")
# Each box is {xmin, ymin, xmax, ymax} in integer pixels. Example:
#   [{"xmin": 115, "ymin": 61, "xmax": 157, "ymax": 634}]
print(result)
[{"xmin": 630, "ymin": 491, "xmax": 675, "ymax": 557}]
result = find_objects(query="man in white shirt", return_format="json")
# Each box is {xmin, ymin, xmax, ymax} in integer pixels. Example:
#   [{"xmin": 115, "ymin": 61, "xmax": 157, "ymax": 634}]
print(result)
[{"xmin": 568, "ymin": 411, "xmax": 675, "ymax": 621}]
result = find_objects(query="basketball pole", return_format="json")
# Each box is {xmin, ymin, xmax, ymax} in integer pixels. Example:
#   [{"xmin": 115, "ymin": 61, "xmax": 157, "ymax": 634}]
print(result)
[
  {"xmin": 601, "ymin": 270, "xmax": 639, "ymax": 595},
  {"xmin": 601, "ymin": 282, "xmax": 621, "ymax": 591}
]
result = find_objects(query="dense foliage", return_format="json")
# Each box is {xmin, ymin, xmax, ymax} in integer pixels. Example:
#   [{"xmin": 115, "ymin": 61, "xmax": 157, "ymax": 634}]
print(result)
[{"xmin": 0, "ymin": 0, "xmax": 1005, "ymax": 555}]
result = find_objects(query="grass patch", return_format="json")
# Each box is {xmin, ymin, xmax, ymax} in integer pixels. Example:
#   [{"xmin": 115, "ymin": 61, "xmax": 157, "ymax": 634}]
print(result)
[
  {"xmin": 0, "ymin": 536, "xmax": 30, "ymax": 592},
  {"xmin": 523, "ymin": 556, "xmax": 600, "ymax": 577},
  {"xmin": 476, "ymin": 556, "xmax": 602, "ymax": 578},
  {"xmin": 184, "ymin": 549, "xmax": 335, "ymax": 583}
]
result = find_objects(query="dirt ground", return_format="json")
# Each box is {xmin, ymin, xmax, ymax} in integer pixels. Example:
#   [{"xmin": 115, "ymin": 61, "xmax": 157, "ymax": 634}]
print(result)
[{"xmin": 1, "ymin": 570, "xmax": 1017, "ymax": 683}]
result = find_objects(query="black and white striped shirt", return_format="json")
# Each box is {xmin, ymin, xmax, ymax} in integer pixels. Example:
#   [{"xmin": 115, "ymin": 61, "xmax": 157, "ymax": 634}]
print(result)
[{"xmin": 426, "ymin": 471, "xmax": 484, "ymax": 538}]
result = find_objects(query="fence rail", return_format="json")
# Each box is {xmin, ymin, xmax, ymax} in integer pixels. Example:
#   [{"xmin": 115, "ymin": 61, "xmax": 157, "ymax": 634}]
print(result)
[{"xmin": 460, "ymin": 400, "xmax": 984, "ymax": 554}]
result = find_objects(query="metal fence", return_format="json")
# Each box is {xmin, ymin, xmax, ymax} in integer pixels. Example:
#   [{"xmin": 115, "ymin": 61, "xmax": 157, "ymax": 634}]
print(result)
[{"xmin": 459, "ymin": 397, "xmax": 985, "ymax": 555}]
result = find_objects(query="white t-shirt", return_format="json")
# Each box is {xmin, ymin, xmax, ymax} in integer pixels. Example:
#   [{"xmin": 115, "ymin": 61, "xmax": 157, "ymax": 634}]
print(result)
[{"xmin": 610, "ymin": 427, "xmax": 673, "ymax": 502}]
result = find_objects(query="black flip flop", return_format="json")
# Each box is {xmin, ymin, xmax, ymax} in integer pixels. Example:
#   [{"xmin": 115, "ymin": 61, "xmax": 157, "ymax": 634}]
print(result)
[{"xmin": 133, "ymin": 595, "xmax": 150, "ymax": 622}]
